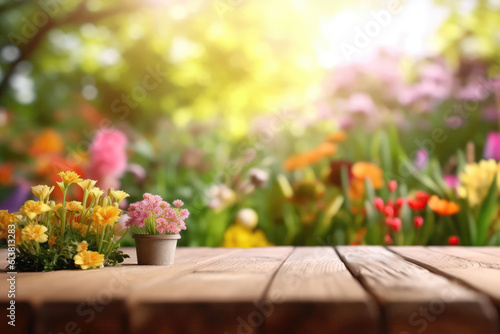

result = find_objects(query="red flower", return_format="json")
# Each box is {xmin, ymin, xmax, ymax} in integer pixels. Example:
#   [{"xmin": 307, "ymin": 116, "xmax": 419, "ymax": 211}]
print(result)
[
  {"xmin": 384, "ymin": 205, "xmax": 394, "ymax": 217},
  {"xmin": 413, "ymin": 216, "xmax": 424, "ymax": 229},
  {"xmin": 374, "ymin": 197, "xmax": 385, "ymax": 212},
  {"xmin": 448, "ymin": 235, "xmax": 460, "ymax": 245},
  {"xmin": 386, "ymin": 217, "xmax": 401, "ymax": 232},
  {"xmin": 408, "ymin": 191, "xmax": 430, "ymax": 211},
  {"xmin": 388, "ymin": 180, "xmax": 398, "ymax": 192}
]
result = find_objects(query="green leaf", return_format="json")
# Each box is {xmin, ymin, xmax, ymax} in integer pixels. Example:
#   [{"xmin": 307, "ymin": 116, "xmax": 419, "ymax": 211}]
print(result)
[
  {"xmin": 456, "ymin": 149, "xmax": 467, "ymax": 174},
  {"xmin": 379, "ymin": 132, "xmax": 393, "ymax": 176},
  {"xmin": 283, "ymin": 202, "xmax": 299, "ymax": 244},
  {"xmin": 475, "ymin": 175, "xmax": 498, "ymax": 245},
  {"xmin": 364, "ymin": 177, "xmax": 376, "ymax": 202}
]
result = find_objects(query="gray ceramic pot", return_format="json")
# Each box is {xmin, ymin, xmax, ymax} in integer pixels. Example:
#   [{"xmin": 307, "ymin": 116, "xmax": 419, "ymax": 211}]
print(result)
[{"xmin": 133, "ymin": 234, "xmax": 180, "ymax": 265}]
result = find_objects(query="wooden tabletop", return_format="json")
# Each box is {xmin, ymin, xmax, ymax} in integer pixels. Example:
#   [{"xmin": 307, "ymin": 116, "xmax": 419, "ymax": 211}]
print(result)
[{"xmin": 1, "ymin": 247, "xmax": 500, "ymax": 334}]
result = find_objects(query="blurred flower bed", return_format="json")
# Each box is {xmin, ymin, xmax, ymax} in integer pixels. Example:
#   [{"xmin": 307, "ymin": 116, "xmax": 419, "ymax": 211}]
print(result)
[{"xmin": 1, "ymin": 1, "xmax": 500, "ymax": 247}]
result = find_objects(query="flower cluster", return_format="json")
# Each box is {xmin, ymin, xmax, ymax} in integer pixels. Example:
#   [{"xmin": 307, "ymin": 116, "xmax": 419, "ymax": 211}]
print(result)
[
  {"xmin": 127, "ymin": 193, "xmax": 189, "ymax": 235},
  {"xmin": 1, "ymin": 171, "xmax": 129, "ymax": 272},
  {"xmin": 458, "ymin": 159, "xmax": 500, "ymax": 207}
]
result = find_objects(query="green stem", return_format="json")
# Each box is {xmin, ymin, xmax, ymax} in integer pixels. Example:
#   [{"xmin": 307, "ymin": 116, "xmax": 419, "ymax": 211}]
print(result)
[
  {"xmin": 81, "ymin": 190, "xmax": 89, "ymax": 225},
  {"xmin": 98, "ymin": 225, "xmax": 106, "ymax": 253},
  {"xmin": 61, "ymin": 187, "xmax": 68, "ymax": 237}
]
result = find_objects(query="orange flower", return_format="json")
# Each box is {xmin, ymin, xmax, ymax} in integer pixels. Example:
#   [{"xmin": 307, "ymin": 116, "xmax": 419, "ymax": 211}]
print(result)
[
  {"xmin": 283, "ymin": 143, "xmax": 337, "ymax": 171},
  {"xmin": 0, "ymin": 164, "xmax": 13, "ymax": 186},
  {"xmin": 428, "ymin": 196, "xmax": 459, "ymax": 216},
  {"xmin": 48, "ymin": 236, "xmax": 57, "ymax": 247},
  {"xmin": 349, "ymin": 162, "xmax": 384, "ymax": 199},
  {"xmin": 315, "ymin": 142, "xmax": 337, "ymax": 155},
  {"xmin": 29, "ymin": 129, "xmax": 64, "ymax": 156},
  {"xmin": 326, "ymin": 131, "xmax": 347, "ymax": 143}
]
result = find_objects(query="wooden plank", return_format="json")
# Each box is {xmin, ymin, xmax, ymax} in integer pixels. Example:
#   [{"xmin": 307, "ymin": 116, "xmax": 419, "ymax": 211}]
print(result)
[
  {"xmin": 0, "ymin": 248, "xmax": 7, "ymax": 269},
  {"xmin": 127, "ymin": 246, "xmax": 293, "ymax": 334},
  {"xmin": 471, "ymin": 247, "xmax": 500, "ymax": 258},
  {"xmin": 337, "ymin": 246, "xmax": 498, "ymax": 334},
  {"xmin": 0, "ymin": 247, "xmax": 238, "ymax": 334},
  {"xmin": 262, "ymin": 247, "xmax": 379, "ymax": 334},
  {"xmin": 391, "ymin": 246, "xmax": 500, "ymax": 309}
]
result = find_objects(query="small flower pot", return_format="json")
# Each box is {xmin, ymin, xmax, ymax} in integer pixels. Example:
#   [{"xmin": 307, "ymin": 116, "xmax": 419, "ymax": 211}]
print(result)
[{"xmin": 133, "ymin": 234, "xmax": 181, "ymax": 265}]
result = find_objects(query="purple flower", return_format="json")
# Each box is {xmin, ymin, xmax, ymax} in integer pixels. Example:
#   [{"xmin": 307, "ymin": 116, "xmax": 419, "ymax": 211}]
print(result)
[
  {"xmin": 484, "ymin": 132, "xmax": 500, "ymax": 160},
  {"xmin": 414, "ymin": 149, "xmax": 428, "ymax": 171}
]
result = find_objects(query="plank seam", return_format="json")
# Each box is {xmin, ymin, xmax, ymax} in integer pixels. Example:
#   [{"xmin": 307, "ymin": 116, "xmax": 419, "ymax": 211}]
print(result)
[
  {"xmin": 333, "ymin": 246, "xmax": 384, "ymax": 334},
  {"xmin": 386, "ymin": 247, "xmax": 500, "ymax": 306},
  {"xmin": 258, "ymin": 247, "xmax": 295, "ymax": 302}
]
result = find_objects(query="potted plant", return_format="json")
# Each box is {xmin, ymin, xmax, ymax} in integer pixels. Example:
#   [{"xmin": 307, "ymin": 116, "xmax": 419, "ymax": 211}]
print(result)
[{"xmin": 126, "ymin": 193, "xmax": 189, "ymax": 265}]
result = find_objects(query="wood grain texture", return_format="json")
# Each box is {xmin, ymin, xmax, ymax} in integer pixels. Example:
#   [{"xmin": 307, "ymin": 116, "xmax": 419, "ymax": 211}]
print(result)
[
  {"xmin": 127, "ymin": 247, "xmax": 293, "ymax": 334},
  {"xmin": 2, "ymin": 246, "xmax": 500, "ymax": 334},
  {"xmin": 262, "ymin": 247, "xmax": 379, "ymax": 334},
  {"xmin": 337, "ymin": 246, "xmax": 498, "ymax": 334},
  {"xmin": 471, "ymin": 247, "xmax": 500, "ymax": 258},
  {"xmin": 391, "ymin": 246, "xmax": 500, "ymax": 308},
  {"xmin": 0, "ymin": 247, "xmax": 236, "ymax": 334}
]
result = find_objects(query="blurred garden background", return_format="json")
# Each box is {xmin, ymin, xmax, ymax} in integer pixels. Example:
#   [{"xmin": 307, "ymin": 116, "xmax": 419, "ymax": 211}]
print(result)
[{"xmin": 2, "ymin": 0, "xmax": 500, "ymax": 247}]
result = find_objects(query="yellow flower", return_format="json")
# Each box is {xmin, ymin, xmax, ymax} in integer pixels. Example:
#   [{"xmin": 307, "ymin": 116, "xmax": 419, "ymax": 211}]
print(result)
[
  {"xmin": 58, "ymin": 171, "xmax": 83, "ymax": 185},
  {"xmin": 72, "ymin": 222, "xmax": 89, "ymax": 236},
  {"xmin": 14, "ymin": 228, "xmax": 22, "ymax": 245},
  {"xmin": 222, "ymin": 225, "xmax": 273, "ymax": 248},
  {"xmin": 110, "ymin": 189, "xmax": 130, "ymax": 204},
  {"xmin": 20, "ymin": 200, "xmax": 52, "ymax": 220},
  {"xmin": 73, "ymin": 250, "xmax": 104, "ymax": 270},
  {"xmin": 0, "ymin": 222, "xmax": 9, "ymax": 240},
  {"xmin": 91, "ymin": 206, "xmax": 121, "ymax": 227},
  {"xmin": 21, "ymin": 224, "xmax": 48, "ymax": 243},
  {"xmin": 66, "ymin": 201, "xmax": 83, "ymax": 212},
  {"xmin": 89, "ymin": 187, "xmax": 104, "ymax": 200},
  {"xmin": 77, "ymin": 240, "xmax": 88, "ymax": 252},
  {"xmin": 48, "ymin": 236, "xmax": 57, "ymax": 247},
  {"xmin": 31, "ymin": 185, "xmax": 55, "ymax": 202},
  {"xmin": 78, "ymin": 179, "xmax": 97, "ymax": 191},
  {"xmin": 0, "ymin": 210, "xmax": 18, "ymax": 225},
  {"xmin": 458, "ymin": 159, "xmax": 500, "ymax": 207},
  {"xmin": 54, "ymin": 203, "xmax": 63, "ymax": 211}
]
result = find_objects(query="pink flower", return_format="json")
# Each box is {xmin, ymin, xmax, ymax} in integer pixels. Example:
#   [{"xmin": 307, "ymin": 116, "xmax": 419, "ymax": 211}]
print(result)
[
  {"xmin": 444, "ymin": 175, "xmax": 459, "ymax": 190},
  {"xmin": 484, "ymin": 132, "xmax": 500, "ymax": 161},
  {"xmin": 173, "ymin": 200, "xmax": 184, "ymax": 208},
  {"xmin": 127, "ymin": 193, "xmax": 189, "ymax": 234},
  {"xmin": 346, "ymin": 93, "xmax": 376, "ymax": 115},
  {"xmin": 88, "ymin": 129, "xmax": 128, "ymax": 191}
]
